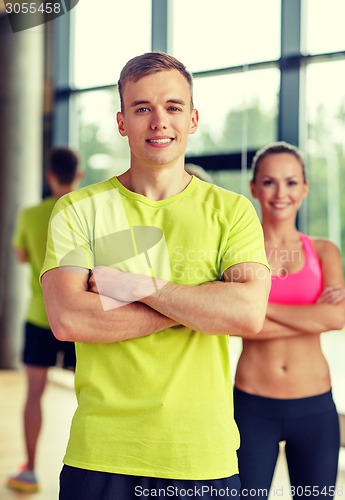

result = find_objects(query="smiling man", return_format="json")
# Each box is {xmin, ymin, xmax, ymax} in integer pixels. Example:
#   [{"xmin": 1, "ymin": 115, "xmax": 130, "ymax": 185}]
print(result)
[{"xmin": 41, "ymin": 52, "xmax": 270, "ymax": 500}]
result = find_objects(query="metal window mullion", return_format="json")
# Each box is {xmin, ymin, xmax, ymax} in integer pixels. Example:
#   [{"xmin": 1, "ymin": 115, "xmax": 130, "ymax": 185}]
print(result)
[
  {"xmin": 279, "ymin": 0, "xmax": 302, "ymax": 147},
  {"xmin": 52, "ymin": 11, "xmax": 71, "ymax": 146},
  {"xmin": 151, "ymin": 0, "xmax": 168, "ymax": 52}
]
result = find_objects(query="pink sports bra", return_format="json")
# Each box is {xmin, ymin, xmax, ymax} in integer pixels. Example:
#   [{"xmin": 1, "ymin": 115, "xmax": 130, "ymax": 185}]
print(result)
[{"xmin": 268, "ymin": 233, "xmax": 323, "ymax": 305}]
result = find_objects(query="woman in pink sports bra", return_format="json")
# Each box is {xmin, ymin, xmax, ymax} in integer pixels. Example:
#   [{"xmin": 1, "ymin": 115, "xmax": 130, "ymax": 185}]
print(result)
[{"xmin": 234, "ymin": 142, "xmax": 345, "ymax": 500}]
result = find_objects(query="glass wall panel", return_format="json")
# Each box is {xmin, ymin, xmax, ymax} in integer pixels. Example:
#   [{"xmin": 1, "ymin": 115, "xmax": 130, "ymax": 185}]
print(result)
[
  {"xmin": 305, "ymin": 0, "xmax": 345, "ymax": 54},
  {"xmin": 71, "ymin": 89, "xmax": 129, "ymax": 187},
  {"xmin": 72, "ymin": 0, "xmax": 151, "ymax": 88},
  {"xmin": 170, "ymin": 0, "xmax": 280, "ymax": 72},
  {"xmin": 188, "ymin": 68, "xmax": 280, "ymax": 156},
  {"xmin": 305, "ymin": 60, "xmax": 345, "ymax": 418},
  {"xmin": 305, "ymin": 60, "xmax": 345, "ymax": 268},
  {"xmin": 208, "ymin": 169, "xmax": 253, "ymax": 199}
]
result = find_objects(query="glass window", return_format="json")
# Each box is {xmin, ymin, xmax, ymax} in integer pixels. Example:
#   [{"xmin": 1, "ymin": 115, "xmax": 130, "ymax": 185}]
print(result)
[
  {"xmin": 70, "ymin": 89, "xmax": 129, "ymax": 187},
  {"xmin": 322, "ymin": 333, "xmax": 345, "ymax": 415},
  {"xmin": 72, "ymin": 0, "xmax": 151, "ymax": 88},
  {"xmin": 209, "ymin": 169, "xmax": 253, "ymax": 199},
  {"xmin": 305, "ymin": 60, "xmax": 345, "ymax": 268},
  {"xmin": 170, "ymin": 0, "xmax": 280, "ymax": 72},
  {"xmin": 305, "ymin": 0, "xmax": 345, "ymax": 54},
  {"xmin": 304, "ymin": 58, "xmax": 345, "ymax": 442},
  {"xmin": 188, "ymin": 68, "xmax": 279, "ymax": 156}
]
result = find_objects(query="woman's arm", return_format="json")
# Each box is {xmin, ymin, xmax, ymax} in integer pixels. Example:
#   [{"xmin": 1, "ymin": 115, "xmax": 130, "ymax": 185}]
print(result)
[
  {"xmin": 242, "ymin": 316, "xmax": 323, "ymax": 340},
  {"xmin": 266, "ymin": 239, "xmax": 345, "ymax": 333}
]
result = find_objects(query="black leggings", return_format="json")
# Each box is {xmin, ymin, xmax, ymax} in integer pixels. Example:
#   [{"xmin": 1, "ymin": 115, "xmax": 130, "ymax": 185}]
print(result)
[{"xmin": 234, "ymin": 388, "xmax": 340, "ymax": 500}]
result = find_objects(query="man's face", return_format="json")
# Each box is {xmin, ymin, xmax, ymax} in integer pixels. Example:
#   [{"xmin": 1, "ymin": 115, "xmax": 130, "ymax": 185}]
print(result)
[{"xmin": 117, "ymin": 69, "xmax": 198, "ymax": 169}]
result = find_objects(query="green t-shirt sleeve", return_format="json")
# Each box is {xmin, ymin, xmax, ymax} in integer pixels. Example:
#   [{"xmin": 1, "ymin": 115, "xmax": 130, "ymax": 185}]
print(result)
[
  {"xmin": 12, "ymin": 209, "xmax": 27, "ymax": 250},
  {"xmin": 221, "ymin": 195, "xmax": 269, "ymax": 275},
  {"xmin": 40, "ymin": 196, "xmax": 94, "ymax": 280}
]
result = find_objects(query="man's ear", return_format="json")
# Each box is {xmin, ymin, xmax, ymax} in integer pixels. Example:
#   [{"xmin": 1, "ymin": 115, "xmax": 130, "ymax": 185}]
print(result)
[
  {"xmin": 46, "ymin": 170, "xmax": 54, "ymax": 183},
  {"xmin": 250, "ymin": 180, "xmax": 258, "ymax": 198},
  {"xmin": 189, "ymin": 109, "xmax": 199, "ymax": 135},
  {"xmin": 117, "ymin": 112, "xmax": 127, "ymax": 137}
]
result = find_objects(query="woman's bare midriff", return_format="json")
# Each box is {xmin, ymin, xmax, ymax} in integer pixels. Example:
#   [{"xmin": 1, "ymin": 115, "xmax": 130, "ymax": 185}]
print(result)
[{"xmin": 235, "ymin": 333, "xmax": 331, "ymax": 399}]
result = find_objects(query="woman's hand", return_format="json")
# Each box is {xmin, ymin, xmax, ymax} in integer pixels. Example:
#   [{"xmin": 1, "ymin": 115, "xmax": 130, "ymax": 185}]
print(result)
[{"xmin": 317, "ymin": 285, "xmax": 345, "ymax": 304}]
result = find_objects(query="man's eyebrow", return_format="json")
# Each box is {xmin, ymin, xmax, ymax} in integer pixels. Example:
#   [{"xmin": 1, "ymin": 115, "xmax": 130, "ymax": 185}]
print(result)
[
  {"xmin": 130, "ymin": 100, "xmax": 150, "ymax": 108},
  {"xmin": 130, "ymin": 99, "xmax": 187, "ymax": 107},
  {"xmin": 167, "ymin": 99, "xmax": 186, "ymax": 106}
]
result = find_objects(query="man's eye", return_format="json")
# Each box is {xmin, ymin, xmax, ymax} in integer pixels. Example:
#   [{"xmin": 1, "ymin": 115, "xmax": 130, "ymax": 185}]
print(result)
[
  {"xmin": 137, "ymin": 107, "xmax": 149, "ymax": 113},
  {"xmin": 168, "ymin": 106, "xmax": 180, "ymax": 112}
]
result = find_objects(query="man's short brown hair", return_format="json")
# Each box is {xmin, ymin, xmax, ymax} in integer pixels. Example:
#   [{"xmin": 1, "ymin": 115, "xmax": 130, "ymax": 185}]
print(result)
[{"xmin": 117, "ymin": 51, "xmax": 194, "ymax": 112}]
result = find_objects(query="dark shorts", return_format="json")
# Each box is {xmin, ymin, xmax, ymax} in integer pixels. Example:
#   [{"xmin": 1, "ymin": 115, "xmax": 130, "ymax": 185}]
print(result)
[
  {"xmin": 59, "ymin": 466, "xmax": 241, "ymax": 500},
  {"xmin": 22, "ymin": 322, "xmax": 76, "ymax": 369}
]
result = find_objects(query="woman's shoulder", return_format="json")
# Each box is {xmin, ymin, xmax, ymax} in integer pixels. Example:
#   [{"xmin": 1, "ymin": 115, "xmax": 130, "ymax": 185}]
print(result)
[{"xmin": 309, "ymin": 236, "xmax": 341, "ymax": 259}]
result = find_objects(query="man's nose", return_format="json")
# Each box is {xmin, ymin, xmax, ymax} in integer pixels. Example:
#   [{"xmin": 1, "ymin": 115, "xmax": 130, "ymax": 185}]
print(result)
[{"xmin": 150, "ymin": 110, "xmax": 167, "ymax": 130}]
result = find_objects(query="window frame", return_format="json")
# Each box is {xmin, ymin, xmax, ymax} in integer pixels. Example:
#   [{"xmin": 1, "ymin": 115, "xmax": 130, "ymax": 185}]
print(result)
[{"xmin": 51, "ymin": 0, "xmax": 345, "ymax": 175}]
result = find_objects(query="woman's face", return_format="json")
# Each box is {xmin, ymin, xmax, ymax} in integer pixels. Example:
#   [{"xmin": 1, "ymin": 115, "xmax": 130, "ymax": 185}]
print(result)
[{"xmin": 250, "ymin": 153, "xmax": 308, "ymax": 220}]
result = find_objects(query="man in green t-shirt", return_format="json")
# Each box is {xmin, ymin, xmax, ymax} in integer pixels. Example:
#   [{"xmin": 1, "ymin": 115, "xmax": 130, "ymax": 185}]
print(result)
[
  {"xmin": 41, "ymin": 52, "xmax": 271, "ymax": 500},
  {"xmin": 8, "ymin": 148, "xmax": 81, "ymax": 494}
]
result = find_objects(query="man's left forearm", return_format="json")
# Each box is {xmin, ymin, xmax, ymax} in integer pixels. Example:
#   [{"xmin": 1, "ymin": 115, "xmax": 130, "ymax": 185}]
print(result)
[{"xmin": 140, "ymin": 280, "xmax": 266, "ymax": 336}]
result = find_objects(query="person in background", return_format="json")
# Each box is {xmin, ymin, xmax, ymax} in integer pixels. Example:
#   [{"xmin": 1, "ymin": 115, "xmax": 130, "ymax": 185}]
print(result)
[
  {"xmin": 185, "ymin": 162, "xmax": 213, "ymax": 183},
  {"xmin": 8, "ymin": 147, "xmax": 82, "ymax": 494},
  {"xmin": 41, "ymin": 52, "xmax": 270, "ymax": 500},
  {"xmin": 234, "ymin": 142, "xmax": 345, "ymax": 500}
]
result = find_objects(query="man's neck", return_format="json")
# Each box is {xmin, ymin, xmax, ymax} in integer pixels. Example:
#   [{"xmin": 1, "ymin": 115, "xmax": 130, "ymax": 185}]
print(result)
[
  {"xmin": 118, "ymin": 165, "xmax": 192, "ymax": 201},
  {"xmin": 51, "ymin": 184, "xmax": 75, "ymax": 199}
]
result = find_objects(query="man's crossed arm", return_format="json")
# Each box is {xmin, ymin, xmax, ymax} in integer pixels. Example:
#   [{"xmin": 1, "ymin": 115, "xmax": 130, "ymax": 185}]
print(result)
[{"xmin": 42, "ymin": 262, "xmax": 270, "ymax": 343}]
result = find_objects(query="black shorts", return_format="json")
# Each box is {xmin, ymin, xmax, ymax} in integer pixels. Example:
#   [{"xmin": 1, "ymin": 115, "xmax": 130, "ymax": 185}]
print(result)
[
  {"xmin": 22, "ymin": 322, "xmax": 76, "ymax": 369},
  {"xmin": 59, "ymin": 466, "xmax": 241, "ymax": 500}
]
